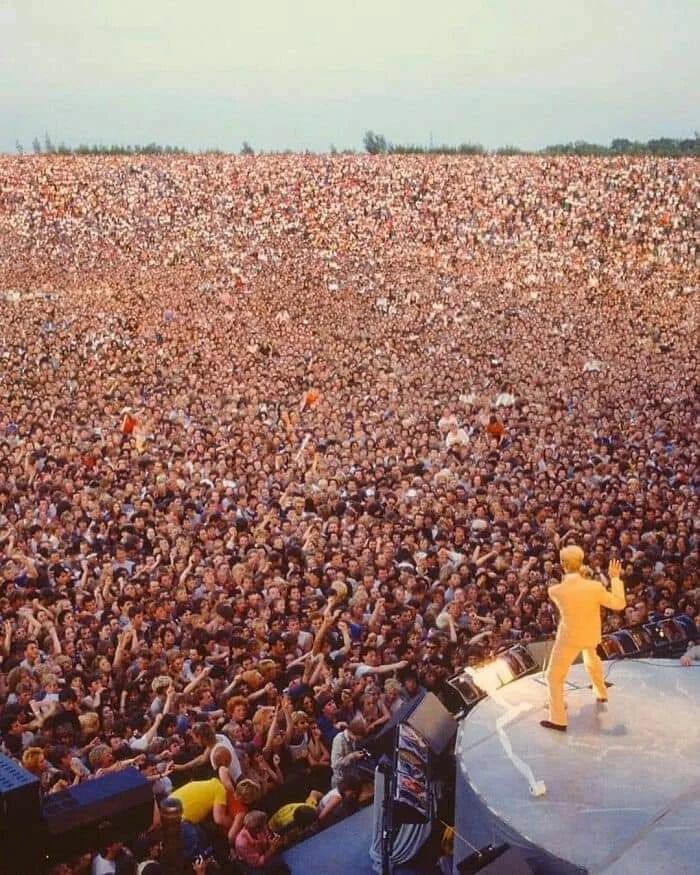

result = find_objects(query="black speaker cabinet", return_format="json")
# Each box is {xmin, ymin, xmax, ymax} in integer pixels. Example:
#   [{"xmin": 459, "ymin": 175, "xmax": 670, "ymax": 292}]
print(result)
[
  {"xmin": 362, "ymin": 695, "xmax": 423, "ymax": 759},
  {"xmin": 405, "ymin": 692, "xmax": 456, "ymax": 755},
  {"xmin": 41, "ymin": 767, "xmax": 152, "ymax": 863},
  {"xmin": 0, "ymin": 753, "xmax": 43, "ymax": 873}
]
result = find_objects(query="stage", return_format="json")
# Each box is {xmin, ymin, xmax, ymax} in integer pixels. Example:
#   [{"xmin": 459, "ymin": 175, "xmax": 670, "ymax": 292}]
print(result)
[
  {"xmin": 281, "ymin": 803, "xmax": 444, "ymax": 875},
  {"xmin": 455, "ymin": 659, "xmax": 700, "ymax": 874}
]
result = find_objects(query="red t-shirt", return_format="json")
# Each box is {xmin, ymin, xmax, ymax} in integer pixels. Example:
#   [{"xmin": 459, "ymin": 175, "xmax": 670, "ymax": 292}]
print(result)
[
  {"xmin": 122, "ymin": 414, "xmax": 137, "ymax": 435},
  {"xmin": 228, "ymin": 794, "xmax": 249, "ymax": 819}
]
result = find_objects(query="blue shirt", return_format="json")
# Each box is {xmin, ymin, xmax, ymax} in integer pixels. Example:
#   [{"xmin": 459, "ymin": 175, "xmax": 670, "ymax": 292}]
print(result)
[{"xmin": 316, "ymin": 714, "xmax": 340, "ymax": 747}]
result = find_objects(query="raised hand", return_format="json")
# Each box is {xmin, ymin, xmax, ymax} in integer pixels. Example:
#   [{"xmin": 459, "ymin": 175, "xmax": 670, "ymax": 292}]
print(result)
[{"xmin": 608, "ymin": 559, "xmax": 622, "ymax": 580}]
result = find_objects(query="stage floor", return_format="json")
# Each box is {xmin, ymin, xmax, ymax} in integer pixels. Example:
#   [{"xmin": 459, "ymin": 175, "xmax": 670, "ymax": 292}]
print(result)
[{"xmin": 456, "ymin": 659, "xmax": 700, "ymax": 874}]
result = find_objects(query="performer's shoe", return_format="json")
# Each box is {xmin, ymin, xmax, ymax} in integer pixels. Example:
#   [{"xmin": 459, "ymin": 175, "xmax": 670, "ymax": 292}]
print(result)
[
  {"xmin": 596, "ymin": 698, "xmax": 608, "ymax": 704},
  {"xmin": 540, "ymin": 720, "xmax": 567, "ymax": 732}
]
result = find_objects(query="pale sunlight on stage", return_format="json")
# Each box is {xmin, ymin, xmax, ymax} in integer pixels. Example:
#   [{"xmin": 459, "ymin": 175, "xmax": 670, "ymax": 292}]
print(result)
[{"xmin": 454, "ymin": 660, "xmax": 700, "ymax": 874}]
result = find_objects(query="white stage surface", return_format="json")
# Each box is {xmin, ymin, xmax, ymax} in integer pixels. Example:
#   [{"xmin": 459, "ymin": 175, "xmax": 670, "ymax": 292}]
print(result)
[{"xmin": 456, "ymin": 659, "xmax": 700, "ymax": 874}]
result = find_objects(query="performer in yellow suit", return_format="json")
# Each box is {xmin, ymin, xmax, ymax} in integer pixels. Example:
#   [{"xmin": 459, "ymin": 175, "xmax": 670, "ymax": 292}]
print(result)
[{"xmin": 541, "ymin": 547, "xmax": 625, "ymax": 732}]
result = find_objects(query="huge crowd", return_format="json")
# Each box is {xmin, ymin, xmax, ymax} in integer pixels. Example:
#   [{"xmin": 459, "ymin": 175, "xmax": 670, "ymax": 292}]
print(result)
[{"xmin": 0, "ymin": 153, "xmax": 698, "ymax": 874}]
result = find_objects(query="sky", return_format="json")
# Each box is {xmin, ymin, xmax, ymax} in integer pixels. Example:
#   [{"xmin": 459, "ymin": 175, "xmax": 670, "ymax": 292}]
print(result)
[{"xmin": 1, "ymin": 0, "xmax": 698, "ymax": 153}]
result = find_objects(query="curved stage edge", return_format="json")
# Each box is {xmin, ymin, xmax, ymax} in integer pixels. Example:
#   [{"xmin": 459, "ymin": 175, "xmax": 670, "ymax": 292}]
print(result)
[{"xmin": 454, "ymin": 659, "xmax": 700, "ymax": 875}]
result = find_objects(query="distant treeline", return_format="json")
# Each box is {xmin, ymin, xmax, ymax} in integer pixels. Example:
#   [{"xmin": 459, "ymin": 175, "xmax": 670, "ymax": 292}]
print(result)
[
  {"xmin": 15, "ymin": 135, "xmax": 304, "ymax": 156},
  {"xmin": 18, "ymin": 134, "xmax": 189, "ymax": 155},
  {"xmin": 542, "ymin": 136, "xmax": 700, "ymax": 157},
  {"xmin": 13, "ymin": 131, "xmax": 700, "ymax": 158},
  {"xmin": 363, "ymin": 130, "xmax": 700, "ymax": 157}
]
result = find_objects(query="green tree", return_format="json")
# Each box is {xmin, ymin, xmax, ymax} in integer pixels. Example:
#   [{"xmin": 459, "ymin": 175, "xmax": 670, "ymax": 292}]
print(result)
[
  {"xmin": 610, "ymin": 138, "xmax": 632, "ymax": 153},
  {"xmin": 363, "ymin": 130, "xmax": 388, "ymax": 154},
  {"xmin": 495, "ymin": 145, "xmax": 525, "ymax": 155},
  {"xmin": 456, "ymin": 142, "xmax": 484, "ymax": 155},
  {"xmin": 241, "ymin": 141, "xmax": 255, "ymax": 155}
]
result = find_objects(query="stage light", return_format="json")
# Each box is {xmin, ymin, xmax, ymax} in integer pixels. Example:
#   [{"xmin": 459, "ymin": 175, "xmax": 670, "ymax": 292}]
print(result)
[
  {"xmin": 465, "ymin": 645, "xmax": 537, "ymax": 696},
  {"xmin": 497, "ymin": 644, "xmax": 537, "ymax": 679},
  {"xmin": 468, "ymin": 660, "xmax": 505, "ymax": 696}
]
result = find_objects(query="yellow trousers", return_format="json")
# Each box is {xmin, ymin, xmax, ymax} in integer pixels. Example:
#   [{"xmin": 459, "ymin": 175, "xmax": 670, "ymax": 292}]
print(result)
[{"xmin": 545, "ymin": 639, "xmax": 607, "ymax": 726}]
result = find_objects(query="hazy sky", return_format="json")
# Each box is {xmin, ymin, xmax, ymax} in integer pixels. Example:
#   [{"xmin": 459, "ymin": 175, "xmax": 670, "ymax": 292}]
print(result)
[{"xmin": 1, "ymin": 0, "xmax": 698, "ymax": 153}]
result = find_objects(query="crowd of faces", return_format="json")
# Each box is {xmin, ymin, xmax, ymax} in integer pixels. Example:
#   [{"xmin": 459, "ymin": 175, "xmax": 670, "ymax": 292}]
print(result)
[{"xmin": 0, "ymin": 153, "xmax": 698, "ymax": 871}]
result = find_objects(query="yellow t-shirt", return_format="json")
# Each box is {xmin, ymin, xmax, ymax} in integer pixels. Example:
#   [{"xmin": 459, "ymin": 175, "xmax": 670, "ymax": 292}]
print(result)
[
  {"xmin": 268, "ymin": 799, "xmax": 317, "ymax": 834},
  {"xmin": 170, "ymin": 778, "xmax": 227, "ymax": 824}
]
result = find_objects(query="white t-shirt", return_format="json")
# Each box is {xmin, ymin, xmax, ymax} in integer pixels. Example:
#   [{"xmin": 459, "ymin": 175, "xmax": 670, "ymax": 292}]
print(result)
[
  {"xmin": 317, "ymin": 786, "xmax": 341, "ymax": 818},
  {"xmin": 446, "ymin": 428, "xmax": 469, "ymax": 448},
  {"xmin": 287, "ymin": 732, "xmax": 309, "ymax": 762},
  {"xmin": 438, "ymin": 414, "xmax": 458, "ymax": 433},
  {"xmin": 210, "ymin": 733, "xmax": 242, "ymax": 781},
  {"xmin": 91, "ymin": 855, "xmax": 116, "ymax": 875},
  {"xmin": 129, "ymin": 733, "xmax": 152, "ymax": 752},
  {"xmin": 297, "ymin": 630, "xmax": 314, "ymax": 652}
]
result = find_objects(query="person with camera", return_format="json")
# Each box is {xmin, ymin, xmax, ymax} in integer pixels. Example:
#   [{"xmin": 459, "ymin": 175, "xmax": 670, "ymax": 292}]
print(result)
[{"xmin": 233, "ymin": 809, "xmax": 286, "ymax": 874}]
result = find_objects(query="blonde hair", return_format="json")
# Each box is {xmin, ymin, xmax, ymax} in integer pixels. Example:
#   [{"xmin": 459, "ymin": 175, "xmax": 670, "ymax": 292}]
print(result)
[
  {"xmin": 257, "ymin": 660, "xmax": 277, "ymax": 677},
  {"xmin": 151, "ymin": 675, "xmax": 171, "ymax": 693},
  {"xmin": 239, "ymin": 670, "xmax": 264, "ymax": 691},
  {"xmin": 235, "ymin": 778, "xmax": 261, "ymax": 805},
  {"xmin": 54, "ymin": 655, "xmax": 73, "ymax": 674},
  {"xmin": 6, "ymin": 667, "xmax": 30, "ymax": 692},
  {"xmin": 560, "ymin": 545, "xmax": 584, "ymax": 573},
  {"xmin": 37, "ymin": 670, "xmax": 59, "ymax": 688},
  {"xmin": 21, "ymin": 747, "xmax": 45, "ymax": 774},
  {"xmin": 79, "ymin": 712, "xmax": 100, "ymax": 736},
  {"xmin": 330, "ymin": 580, "xmax": 348, "ymax": 601},
  {"xmin": 88, "ymin": 743, "xmax": 111, "ymax": 768},
  {"xmin": 251, "ymin": 706, "xmax": 275, "ymax": 734}
]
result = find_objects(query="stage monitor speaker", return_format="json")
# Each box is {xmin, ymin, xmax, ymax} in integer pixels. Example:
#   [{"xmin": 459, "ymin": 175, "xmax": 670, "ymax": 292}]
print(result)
[
  {"xmin": 672, "ymin": 614, "xmax": 696, "ymax": 638},
  {"xmin": 0, "ymin": 753, "xmax": 43, "ymax": 871},
  {"xmin": 405, "ymin": 691, "xmax": 456, "ymax": 755},
  {"xmin": 444, "ymin": 672, "xmax": 487, "ymax": 717},
  {"xmin": 642, "ymin": 617, "xmax": 691, "ymax": 656},
  {"xmin": 41, "ymin": 767, "xmax": 152, "ymax": 863},
  {"xmin": 457, "ymin": 843, "xmax": 532, "ymax": 874},
  {"xmin": 525, "ymin": 640, "xmax": 554, "ymax": 671},
  {"xmin": 599, "ymin": 627, "xmax": 654, "ymax": 660},
  {"xmin": 496, "ymin": 644, "xmax": 537, "ymax": 680},
  {"xmin": 363, "ymin": 693, "xmax": 424, "ymax": 759}
]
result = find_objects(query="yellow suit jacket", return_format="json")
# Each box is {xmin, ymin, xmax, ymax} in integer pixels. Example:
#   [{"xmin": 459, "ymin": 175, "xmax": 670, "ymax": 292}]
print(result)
[{"xmin": 548, "ymin": 573, "xmax": 626, "ymax": 649}]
